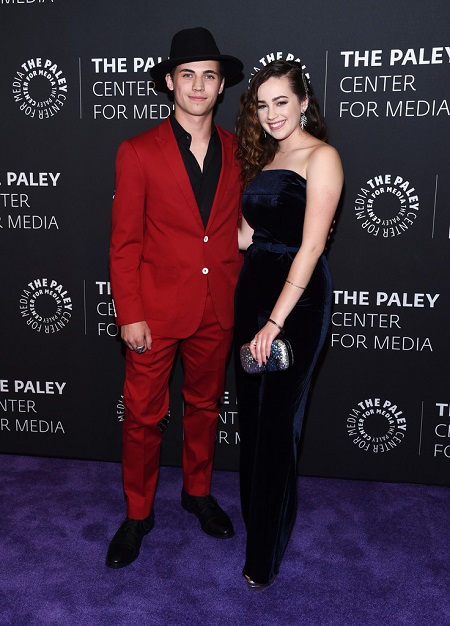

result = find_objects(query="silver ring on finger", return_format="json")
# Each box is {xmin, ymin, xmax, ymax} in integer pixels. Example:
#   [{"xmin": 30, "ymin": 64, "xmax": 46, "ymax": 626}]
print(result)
[{"xmin": 135, "ymin": 345, "xmax": 145, "ymax": 354}]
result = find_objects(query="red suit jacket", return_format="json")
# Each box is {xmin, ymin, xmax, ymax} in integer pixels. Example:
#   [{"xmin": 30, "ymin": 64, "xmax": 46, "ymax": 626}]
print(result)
[{"xmin": 110, "ymin": 118, "xmax": 243, "ymax": 337}]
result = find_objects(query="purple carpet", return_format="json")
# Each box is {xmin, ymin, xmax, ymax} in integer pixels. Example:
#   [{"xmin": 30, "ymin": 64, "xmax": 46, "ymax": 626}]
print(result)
[{"xmin": 0, "ymin": 454, "xmax": 448, "ymax": 626}]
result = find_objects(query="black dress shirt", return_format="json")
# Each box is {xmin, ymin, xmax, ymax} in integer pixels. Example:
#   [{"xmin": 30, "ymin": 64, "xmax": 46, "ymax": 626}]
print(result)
[{"xmin": 170, "ymin": 115, "xmax": 222, "ymax": 228}]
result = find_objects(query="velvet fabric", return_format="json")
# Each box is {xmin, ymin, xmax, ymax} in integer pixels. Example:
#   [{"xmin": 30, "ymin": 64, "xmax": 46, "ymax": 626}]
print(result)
[{"xmin": 234, "ymin": 169, "xmax": 332, "ymax": 584}]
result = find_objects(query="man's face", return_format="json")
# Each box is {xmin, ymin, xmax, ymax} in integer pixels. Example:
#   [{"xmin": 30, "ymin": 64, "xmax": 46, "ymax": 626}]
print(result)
[{"xmin": 166, "ymin": 60, "xmax": 224, "ymax": 118}]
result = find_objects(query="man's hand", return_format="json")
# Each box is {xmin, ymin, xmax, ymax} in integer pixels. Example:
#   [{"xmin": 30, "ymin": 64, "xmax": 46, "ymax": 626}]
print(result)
[{"xmin": 121, "ymin": 321, "xmax": 152, "ymax": 353}]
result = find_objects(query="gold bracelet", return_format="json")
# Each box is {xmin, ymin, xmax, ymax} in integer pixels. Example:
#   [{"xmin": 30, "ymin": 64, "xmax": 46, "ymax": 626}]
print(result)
[
  {"xmin": 285, "ymin": 279, "xmax": 306, "ymax": 290},
  {"xmin": 268, "ymin": 318, "xmax": 284, "ymax": 335}
]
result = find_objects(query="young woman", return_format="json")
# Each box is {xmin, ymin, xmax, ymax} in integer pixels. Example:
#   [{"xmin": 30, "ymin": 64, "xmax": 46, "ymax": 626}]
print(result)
[{"xmin": 235, "ymin": 60, "xmax": 343, "ymax": 589}]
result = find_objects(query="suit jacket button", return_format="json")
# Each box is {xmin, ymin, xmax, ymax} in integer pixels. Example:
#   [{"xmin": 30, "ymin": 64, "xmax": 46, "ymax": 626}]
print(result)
[
  {"xmin": 202, "ymin": 268, "xmax": 209, "ymax": 274},
  {"xmin": 204, "ymin": 236, "xmax": 209, "ymax": 242}
]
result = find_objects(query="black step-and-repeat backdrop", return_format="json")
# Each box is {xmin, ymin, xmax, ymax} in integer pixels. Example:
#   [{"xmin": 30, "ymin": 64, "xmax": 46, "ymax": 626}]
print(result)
[{"xmin": 1, "ymin": 0, "xmax": 449, "ymax": 486}]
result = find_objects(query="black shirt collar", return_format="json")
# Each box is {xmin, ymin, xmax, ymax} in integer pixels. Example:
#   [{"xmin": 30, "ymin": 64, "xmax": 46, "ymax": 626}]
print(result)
[{"xmin": 170, "ymin": 115, "xmax": 217, "ymax": 148}]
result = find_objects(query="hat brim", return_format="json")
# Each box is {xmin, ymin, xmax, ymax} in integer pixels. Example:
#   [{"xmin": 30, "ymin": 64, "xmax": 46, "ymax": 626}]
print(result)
[{"xmin": 150, "ymin": 54, "xmax": 243, "ymax": 85}]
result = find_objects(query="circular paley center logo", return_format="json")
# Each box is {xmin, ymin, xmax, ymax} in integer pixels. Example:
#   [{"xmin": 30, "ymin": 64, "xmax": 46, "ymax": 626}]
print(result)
[
  {"xmin": 12, "ymin": 58, "xmax": 68, "ymax": 119},
  {"xmin": 347, "ymin": 398, "xmax": 407, "ymax": 453},
  {"xmin": 354, "ymin": 173, "xmax": 420, "ymax": 238},
  {"xmin": 249, "ymin": 51, "xmax": 309, "ymax": 83},
  {"xmin": 19, "ymin": 278, "xmax": 72, "ymax": 333}
]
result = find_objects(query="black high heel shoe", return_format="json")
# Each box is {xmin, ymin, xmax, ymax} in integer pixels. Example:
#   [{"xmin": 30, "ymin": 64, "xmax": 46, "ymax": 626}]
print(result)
[{"xmin": 243, "ymin": 573, "xmax": 276, "ymax": 590}]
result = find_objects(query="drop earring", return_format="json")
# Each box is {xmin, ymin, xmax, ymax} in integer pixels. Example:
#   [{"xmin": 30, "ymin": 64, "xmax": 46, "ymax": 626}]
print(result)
[{"xmin": 300, "ymin": 113, "xmax": 307, "ymax": 130}]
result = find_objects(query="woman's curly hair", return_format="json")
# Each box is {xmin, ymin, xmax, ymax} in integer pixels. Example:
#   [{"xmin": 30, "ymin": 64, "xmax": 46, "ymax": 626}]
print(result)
[{"xmin": 235, "ymin": 60, "xmax": 327, "ymax": 188}]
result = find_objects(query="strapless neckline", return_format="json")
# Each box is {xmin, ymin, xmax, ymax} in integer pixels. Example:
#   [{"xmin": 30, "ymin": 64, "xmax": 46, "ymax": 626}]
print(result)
[{"xmin": 259, "ymin": 169, "xmax": 306, "ymax": 183}]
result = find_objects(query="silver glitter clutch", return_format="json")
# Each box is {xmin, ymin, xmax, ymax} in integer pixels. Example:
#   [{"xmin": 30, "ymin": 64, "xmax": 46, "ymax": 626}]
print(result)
[{"xmin": 240, "ymin": 338, "xmax": 294, "ymax": 374}]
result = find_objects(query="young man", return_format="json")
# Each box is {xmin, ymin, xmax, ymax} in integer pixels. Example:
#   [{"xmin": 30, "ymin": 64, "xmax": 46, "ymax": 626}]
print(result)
[{"xmin": 106, "ymin": 27, "xmax": 243, "ymax": 569}]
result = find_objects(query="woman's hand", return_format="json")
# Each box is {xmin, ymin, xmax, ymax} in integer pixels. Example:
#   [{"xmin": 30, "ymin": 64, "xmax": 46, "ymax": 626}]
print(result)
[{"xmin": 250, "ymin": 320, "xmax": 282, "ymax": 365}]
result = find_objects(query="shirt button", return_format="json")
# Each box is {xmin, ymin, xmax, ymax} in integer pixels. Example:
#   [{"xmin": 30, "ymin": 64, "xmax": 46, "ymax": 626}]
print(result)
[
  {"xmin": 204, "ymin": 236, "xmax": 209, "ymax": 242},
  {"xmin": 202, "ymin": 268, "xmax": 209, "ymax": 274}
]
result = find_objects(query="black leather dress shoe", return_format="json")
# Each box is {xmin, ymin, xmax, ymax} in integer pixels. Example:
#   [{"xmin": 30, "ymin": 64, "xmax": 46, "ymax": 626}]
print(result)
[
  {"xmin": 181, "ymin": 489, "xmax": 234, "ymax": 539},
  {"xmin": 105, "ymin": 511, "xmax": 154, "ymax": 569}
]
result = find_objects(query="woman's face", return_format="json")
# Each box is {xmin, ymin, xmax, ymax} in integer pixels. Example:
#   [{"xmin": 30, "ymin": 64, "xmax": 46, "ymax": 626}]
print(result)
[{"xmin": 256, "ymin": 75, "xmax": 306, "ymax": 141}]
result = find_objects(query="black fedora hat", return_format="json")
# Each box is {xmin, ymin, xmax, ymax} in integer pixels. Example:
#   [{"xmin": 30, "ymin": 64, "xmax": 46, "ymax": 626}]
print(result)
[{"xmin": 150, "ymin": 27, "xmax": 243, "ymax": 85}]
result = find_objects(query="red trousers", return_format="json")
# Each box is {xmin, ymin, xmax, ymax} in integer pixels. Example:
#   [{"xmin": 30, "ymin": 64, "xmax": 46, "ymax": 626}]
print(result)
[{"xmin": 122, "ymin": 292, "xmax": 233, "ymax": 519}]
